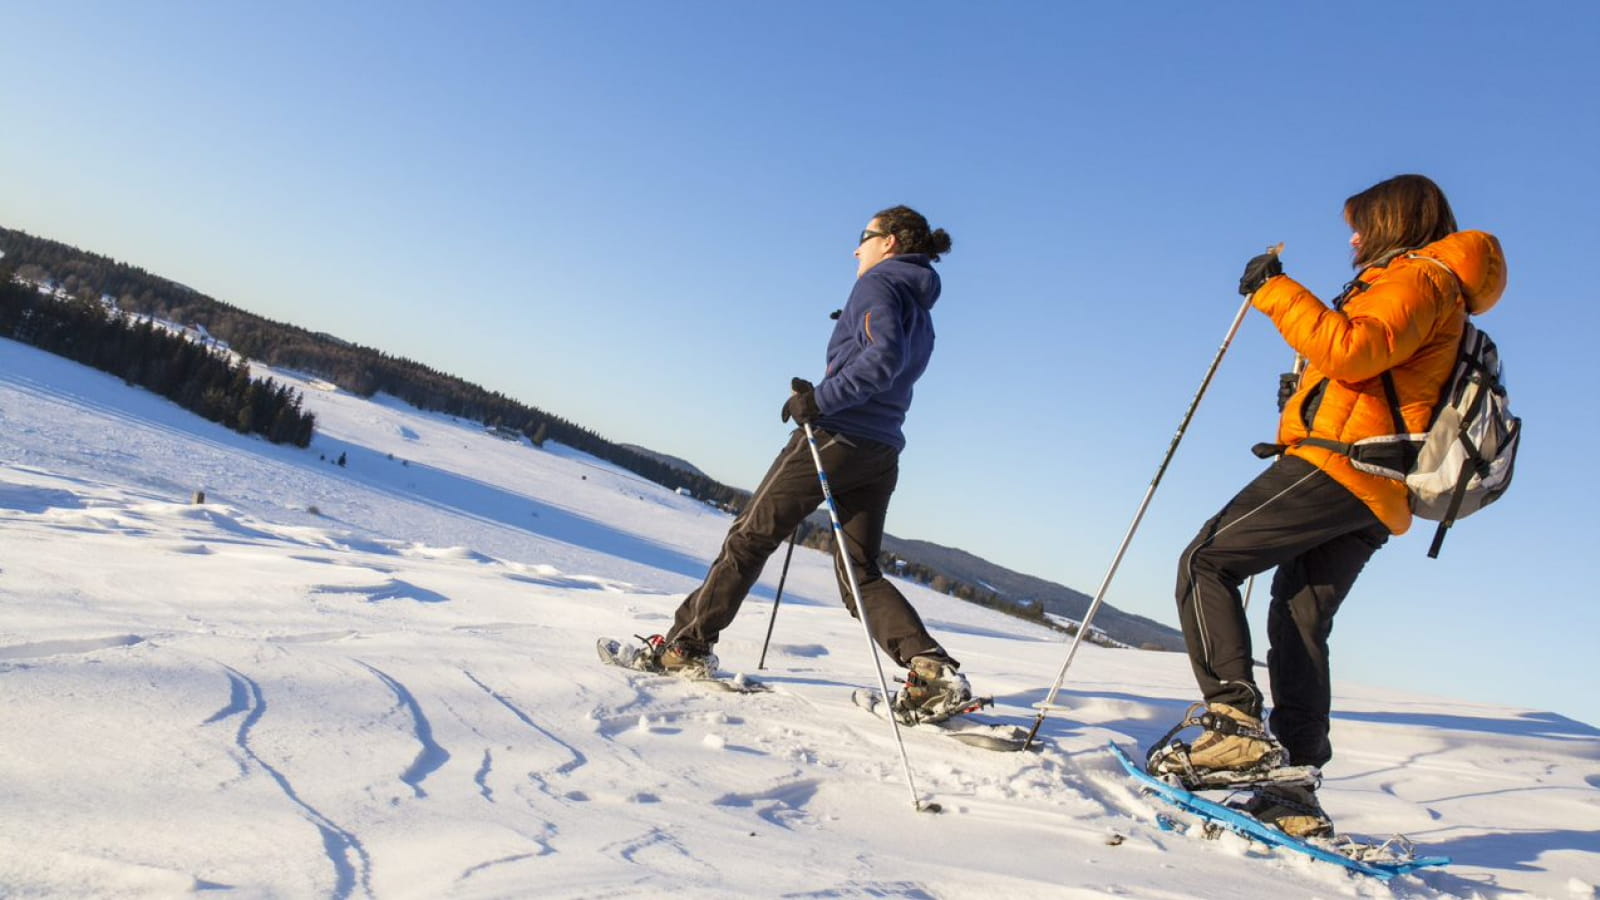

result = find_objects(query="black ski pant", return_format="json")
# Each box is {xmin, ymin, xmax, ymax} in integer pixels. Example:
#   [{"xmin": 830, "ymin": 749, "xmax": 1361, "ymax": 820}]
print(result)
[
  {"xmin": 1175, "ymin": 455, "xmax": 1389, "ymax": 767},
  {"xmin": 667, "ymin": 427, "xmax": 954, "ymax": 669}
]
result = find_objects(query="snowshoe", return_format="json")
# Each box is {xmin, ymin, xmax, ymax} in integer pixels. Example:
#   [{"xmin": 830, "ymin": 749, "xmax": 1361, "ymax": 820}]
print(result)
[{"xmin": 596, "ymin": 636, "xmax": 765, "ymax": 693}]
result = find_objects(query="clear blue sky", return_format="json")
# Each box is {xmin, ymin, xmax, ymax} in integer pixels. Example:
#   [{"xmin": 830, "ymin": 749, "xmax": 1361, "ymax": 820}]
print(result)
[{"xmin": 4, "ymin": 2, "xmax": 1596, "ymax": 726}]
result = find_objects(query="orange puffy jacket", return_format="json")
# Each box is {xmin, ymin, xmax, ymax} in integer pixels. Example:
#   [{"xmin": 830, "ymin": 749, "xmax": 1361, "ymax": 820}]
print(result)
[{"xmin": 1251, "ymin": 230, "xmax": 1507, "ymax": 535}]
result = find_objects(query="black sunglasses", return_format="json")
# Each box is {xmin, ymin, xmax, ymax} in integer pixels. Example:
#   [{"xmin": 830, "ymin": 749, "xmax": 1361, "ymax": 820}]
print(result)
[{"xmin": 858, "ymin": 229, "xmax": 889, "ymax": 246}]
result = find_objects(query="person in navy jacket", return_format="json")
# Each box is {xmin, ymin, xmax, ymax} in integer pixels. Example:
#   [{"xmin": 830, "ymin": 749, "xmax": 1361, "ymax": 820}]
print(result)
[{"xmin": 650, "ymin": 206, "xmax": 972, "ymax": 720}]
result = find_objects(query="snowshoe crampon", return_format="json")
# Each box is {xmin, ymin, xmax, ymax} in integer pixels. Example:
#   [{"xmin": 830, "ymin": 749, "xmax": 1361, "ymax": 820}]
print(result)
[{"xmin": 1325, "ymin": 834, "xmax": 1435, "ymax": 867}]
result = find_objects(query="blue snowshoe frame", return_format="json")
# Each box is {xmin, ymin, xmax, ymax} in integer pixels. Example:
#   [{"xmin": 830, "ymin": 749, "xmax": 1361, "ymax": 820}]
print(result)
[{"xmin": 1109, "ymin": 742, "xmax": 1449, "ymax": 881}]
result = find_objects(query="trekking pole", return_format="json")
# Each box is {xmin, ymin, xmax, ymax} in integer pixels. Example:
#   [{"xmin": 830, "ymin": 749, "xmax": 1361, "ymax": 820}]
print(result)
[
  {"xmin": 757, "ymin": 528, "xmax": 800, "ymax": 669},
  {"xmin": 1022, "ymin": 245, "xmax": 1278, "ymax": 751},
  {"xmin": 802, "ymin": 422, "xmax": 938, "ymax": 814}
]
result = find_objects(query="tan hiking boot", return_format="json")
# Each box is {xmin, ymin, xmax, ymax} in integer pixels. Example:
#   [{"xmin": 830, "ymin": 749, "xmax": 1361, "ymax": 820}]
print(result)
[
  {"xmin": 1185, "ymin": 702, "xmax": 1276, "ymax": 772},
  {"xmin": 892, "ymin": 655, "xmax": 972, "ymax": 723},
  {"xmin": 1240, "ymin": 784, "xmax": 1334, "ymax": 839},
  {"xmin": 658, "ymin": 638, "xmax": 717, "ymax": 677}
]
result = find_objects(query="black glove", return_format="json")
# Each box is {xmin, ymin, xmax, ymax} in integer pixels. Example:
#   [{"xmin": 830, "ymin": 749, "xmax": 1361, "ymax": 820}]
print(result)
[
  {"xmin": 781, "ymin": 377, "xmax": 821, "ymax": 424},
  {"xmin": 1238, "ymin": 251, "xmax": 1284, "ymax": 296},
  {"xmin": 1277, "ymin": 371, "xmax": 1299, "ymax": 412}
]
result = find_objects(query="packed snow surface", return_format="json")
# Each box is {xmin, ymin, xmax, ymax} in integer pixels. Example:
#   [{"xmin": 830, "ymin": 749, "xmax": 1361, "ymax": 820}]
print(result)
[{"xmin": 2, "ymin": 339, "xmax": 1596, "ymax": 899}]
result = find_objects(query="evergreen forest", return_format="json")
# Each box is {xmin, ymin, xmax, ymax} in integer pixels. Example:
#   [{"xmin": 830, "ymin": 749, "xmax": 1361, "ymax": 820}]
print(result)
[{"xmin": 0, "ymin": 265, "xmax": 315, "ymax": 447}]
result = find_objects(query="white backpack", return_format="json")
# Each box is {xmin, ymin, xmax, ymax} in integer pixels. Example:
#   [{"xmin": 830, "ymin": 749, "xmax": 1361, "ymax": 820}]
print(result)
[
  {"xmin": 1298, "ymin": 319, "xmax": 1519, "ymax": 557},
  {"xmin": 1404, "ymin": 321, "xmax": 1520, "ymax": 556}
]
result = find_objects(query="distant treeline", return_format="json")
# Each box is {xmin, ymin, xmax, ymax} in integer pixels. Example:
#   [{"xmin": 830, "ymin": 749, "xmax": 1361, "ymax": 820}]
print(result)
[
  {"xmin": 0, "ymin": 225, "xmax": 1096, "ymax": 642},
  {"xmin": 0, "ymin": 273, "xmax": 315, "ymax": 446},
  {"xmin": 0, "ymin": 226, "xmax": 750, "ymax": 509}
]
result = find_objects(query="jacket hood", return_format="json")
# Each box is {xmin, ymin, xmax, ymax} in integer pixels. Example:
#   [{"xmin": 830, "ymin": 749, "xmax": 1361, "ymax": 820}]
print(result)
[
  {"xmin": 876, "ymin": 254, "xmax": 940, "ymax": 310},
  {"xmin": 1413, "ymin": 230, "xmax": 1506, "ymax": 315}
]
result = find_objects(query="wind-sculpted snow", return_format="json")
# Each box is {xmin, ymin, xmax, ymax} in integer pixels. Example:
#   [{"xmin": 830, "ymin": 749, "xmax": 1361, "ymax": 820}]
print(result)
[
  {"xmin": 0, "ymin": 482, "xmax": 86, "ymax": 512},
  {"xmin": 317, "ymin": 578, "xmax": 453, "ymax": 604},
  {"xmin": 711, "ymin": 778, "xmax": 823, "ymax": 829},
  {"xmin": 0, "ymin": 634, "xmax": 144, "ymax": 660},
  {"xmin": 2, "ymin": 338, "xmax": 1597, "ymax": 898}
]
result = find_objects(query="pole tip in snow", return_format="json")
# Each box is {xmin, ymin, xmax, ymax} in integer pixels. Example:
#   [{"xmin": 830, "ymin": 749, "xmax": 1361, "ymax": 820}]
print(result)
[
  {"xmin": 1020, "ymin": 714, "xmax": 1046, "ymax": 752},
  {"xmin": 918, "ymin": 800, "xmax": 942, "ymax": 814}
]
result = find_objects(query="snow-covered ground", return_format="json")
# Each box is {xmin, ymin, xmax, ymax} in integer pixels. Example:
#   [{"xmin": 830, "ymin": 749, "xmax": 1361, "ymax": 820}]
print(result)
[{"xmin": 2, "ymin": 337, "xmax": 1596, "ymax": 899}]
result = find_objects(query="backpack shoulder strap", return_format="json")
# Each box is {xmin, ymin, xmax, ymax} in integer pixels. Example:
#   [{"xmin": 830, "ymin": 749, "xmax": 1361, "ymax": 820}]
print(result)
[{"xmin": 1380, "ymin": 371, "xmax": 1406, "ymax": 435}]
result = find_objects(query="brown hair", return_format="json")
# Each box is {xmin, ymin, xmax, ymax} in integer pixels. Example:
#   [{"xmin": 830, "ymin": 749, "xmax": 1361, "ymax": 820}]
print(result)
[
  {"xmin": 1343, "ymin": 174, "xmax": 1458, "ymax": 268},
  {"xmin": 873, "ymin": 205, "xmax": 952, "ymax": 262}
]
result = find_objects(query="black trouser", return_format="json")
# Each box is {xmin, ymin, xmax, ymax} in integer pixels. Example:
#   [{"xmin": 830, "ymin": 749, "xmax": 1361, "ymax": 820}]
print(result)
[
  {"xmin": 667, "ymin": 428, "xmax": 954, "ymax": 668},
  {"xmin": 1175, "ymin": 456, "xmax": 1388, "ymax": 767}
]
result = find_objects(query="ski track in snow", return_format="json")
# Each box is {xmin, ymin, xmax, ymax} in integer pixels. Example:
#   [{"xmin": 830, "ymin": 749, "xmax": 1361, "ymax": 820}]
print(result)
[
  {"xmin": 2, "ymin": 340, "xmax": 1597, "ymax": 898},
  {"xmin": 464, "ymin": 669, "xmax": 589, "ymax": 781},
  {"xmin": 356, "ymin": 661, "xmax": 453, "ymax": 798},
  {"xmin": 204, "ymin": 661, "xmax": 372, "ymax": 898}
]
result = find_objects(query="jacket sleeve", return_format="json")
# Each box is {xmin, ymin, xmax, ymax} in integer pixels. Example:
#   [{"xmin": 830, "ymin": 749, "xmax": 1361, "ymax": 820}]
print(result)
[
  {"xmin": 814, "ymin": 275, "xmax": 908, "ymax": 414},
  {"xmin": 1251, "ymin": 267, "xmax": 1450, "ymax": 383}
]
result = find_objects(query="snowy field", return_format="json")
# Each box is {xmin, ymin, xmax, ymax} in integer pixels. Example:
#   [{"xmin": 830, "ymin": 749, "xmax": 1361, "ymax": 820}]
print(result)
[{"xmin": 2, "ymin": 337, "xmax": 1597, "ymax": 899}]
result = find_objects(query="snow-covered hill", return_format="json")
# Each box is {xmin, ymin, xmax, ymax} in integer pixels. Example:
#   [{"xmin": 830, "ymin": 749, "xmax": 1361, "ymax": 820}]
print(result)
[{"xmin": 2, "ymin": 338, "xmax": 1596, "ymax": 899}]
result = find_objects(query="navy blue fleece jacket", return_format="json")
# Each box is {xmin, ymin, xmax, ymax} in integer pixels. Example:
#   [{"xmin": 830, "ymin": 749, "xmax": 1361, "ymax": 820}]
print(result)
[{"xmin": 812, "ymin": 254, "xmax": 939, "ymax": 450}]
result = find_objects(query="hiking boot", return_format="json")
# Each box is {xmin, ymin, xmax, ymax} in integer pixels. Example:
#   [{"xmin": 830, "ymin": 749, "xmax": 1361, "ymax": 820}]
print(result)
[
  {"xmin": 656, "ymin": 637, "xmax": 717, "ymax": 677},
  {"xmin": 1149, "ymin": 701, "xmax": 1290, "ymax": 784},
  {"xmin": 1239, "ymin": 783, "xmax": 1334, "ymax": 839},
  {"xmin": 891, "ymin": 655, "xmax": 972, "ymax": 724},
  {"xmin": 1186, "ymin": 703, "xmax": 1278, "ymax": 773}
]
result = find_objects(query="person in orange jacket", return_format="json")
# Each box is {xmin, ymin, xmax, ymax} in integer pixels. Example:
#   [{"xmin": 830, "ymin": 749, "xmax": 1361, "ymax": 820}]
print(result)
[{"xmin": 1153, "ymin": 174, "xmax": 1507, "ymax": 837}]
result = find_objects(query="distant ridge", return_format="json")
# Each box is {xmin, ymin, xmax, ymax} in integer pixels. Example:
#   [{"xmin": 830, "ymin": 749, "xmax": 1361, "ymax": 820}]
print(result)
[
  {"xmin": 880, "ymin": 536, "xmax": 1185, "ymax": 652},
  {"xmin": 619, "ymin": 444, "xmax": 706, "ymax": 479}
]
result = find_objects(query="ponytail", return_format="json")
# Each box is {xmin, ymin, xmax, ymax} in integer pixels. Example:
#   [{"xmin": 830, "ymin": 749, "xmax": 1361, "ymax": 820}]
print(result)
[{"xmin": 873, "ymin": 205, "xmax": 953, "ymax": 262}]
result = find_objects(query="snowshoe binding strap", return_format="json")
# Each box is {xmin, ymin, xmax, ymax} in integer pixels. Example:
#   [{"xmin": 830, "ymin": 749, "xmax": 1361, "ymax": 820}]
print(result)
[
  {"xmin": 1144, "ymin": 702, "xmax": 1215, "ymax": 771},
  {"xmin": 894, "ymin": 698, "xmax": 971, "ymax": 726},
  {"xmin": 630, "ymin": 634, "xmax": 667, "ymax": 673},
  {"xmin": 890, "ymin": 669, "xmax": 979, "ymax": 726},
  {"xmin": 1144, "ymin": 702, "xmax": 1303, "ymax": 788},
  {"xmin": 905, "ymin": 694, "xmax": 991, "ymax": 725}
]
